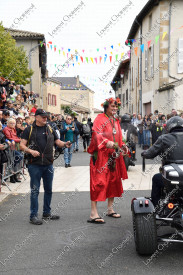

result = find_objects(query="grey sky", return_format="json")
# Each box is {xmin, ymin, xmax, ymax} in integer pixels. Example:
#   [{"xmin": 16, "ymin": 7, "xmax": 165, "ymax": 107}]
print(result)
[{"xmin": 1, "ymin": 0, "xmax": 148, "ymax": 108}]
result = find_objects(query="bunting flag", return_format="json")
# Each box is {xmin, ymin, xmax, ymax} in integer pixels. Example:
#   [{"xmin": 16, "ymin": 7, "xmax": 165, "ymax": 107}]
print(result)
[
  {"xmin": 134, "ymin": 47, "xmax": 138, "ymax": 56},
  {"xmin": 67, "ymin": 53, "xmax": 68, "ymax": 58},
  {"xmin": 68, "ymin": 49, "xmax": 71, "ymax": 52},
  {"xmin": 162, "ymin": 32, "xmax": 167, "ymax": 40},
  {"xmin": 115, "ymin": 54, "xmax": 118, "ymax": 61},
  {"xmin": 118, "ymin": 43, "xmax": 121, "ymax": 47},
  {"xmin": 94, "ymin": 57, "xmax": 97, "ymax": 64},
  {"xmin": 104, "ymin": 47, "xmax": 106, "ymax": 50},
  {"xmin": 47, "ymin": 44, "xmax": 49, "ymax": 49},
  {"xmin": 80, "ymin": 56, "xmax": 83, "ymax": 62},
  {"xmin": 63, "ymin": 51, "xmax": 65, "ymax": 56},
  {"xmin": 104, "ymin": 56, "xmax": 107, "ymax": 63},
  {"xmin": 110, "ymin": 52, "xmax": 113, "ymax": 55},
  {"xmin": 54, "ymin": 46, "xmax": 56, "ymax": 52},
  {"xmin": 132, "ymin": 39, "xmax": 136, "ymax": 43},
  {"xmin": 140, "ymin": 44, "xmax": 144, "ymax": 53},
  {"xmin": 97, "ymin": 48, "xmax": 99, "ymax": 51},
  {"xmin": 155, "ymin": 35, "xmax": 160, "ymax": 44},
  {"xmin": 109, "ymin": 56, "xmax": 112, "ymax": 63},
  {"xmin": 82, "ymin": 49, "xmax": 85, "ymax": 53},
  {"xmin": 90, "ymin": 57, "xmax": 94, "ymax": 64},
  {"xmin": 40, "ymin": 42, "xmax": 43, "ymax": 47},
  {"xmin": 71, "ymin": 54, "xmax": 73, "ymax": 59},
  {"xmin": 59, "ymin": 49, "xmax": 61, "ymax": 54},
  {"xmin": 73, "ymin": 63, "xmax": 74, "ymax": 66},
  {"xmin": 99, "ymin": 56, "xmax": 102, "ymax": 63},
  {"xmin": 147, "ymin": 40, "xmax": 151, "ymax": 48},
  {"xmin": 76, "ymin": 55, "xmax": 78, "ymax": 62},
  {"xmin": 111, "ymin": 45, "xmax": 113, "ymax": 49},
  {"xmin": 48, "ymin": 41, "xmax": 52, "ymax": 44},
  {"xmin": 50, "ymin": 45, "xmax": 52, "ymax": 50},
  {"xmin": 85, "ymin": 57, "xmax": 88, "ymax": 63},
  {"xmin": 121, "ymin": 52, "xmax": 124, "ymax": 59},
  {"xmin": 127, "ymin": 50, "xmax": 131, "ymax": 58}
]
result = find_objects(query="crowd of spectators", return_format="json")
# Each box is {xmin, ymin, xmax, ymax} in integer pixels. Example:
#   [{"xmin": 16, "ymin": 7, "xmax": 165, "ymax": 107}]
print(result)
[
  {"xmin": 130, "ymin": 109, "xmax": 183, "ymax": 149},
  {"xmin": 0, "ymin": 76, "xmax": 94, "ymax": 185}
]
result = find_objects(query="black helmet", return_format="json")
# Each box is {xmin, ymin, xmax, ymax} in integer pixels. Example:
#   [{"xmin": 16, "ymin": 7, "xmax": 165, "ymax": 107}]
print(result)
[
  {"xmin": 166, "ymin": 116, "xmax": 183, "ymax": 133},
  {"xmin": 121, "ymin": 114, "xmax": 131, "ymax": 123}
]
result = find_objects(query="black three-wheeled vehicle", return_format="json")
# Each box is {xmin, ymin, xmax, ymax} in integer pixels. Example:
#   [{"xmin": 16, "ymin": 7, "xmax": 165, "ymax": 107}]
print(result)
[{"xmin": 131, "ymin": 157, "xmax": 183, "ymax": 255}]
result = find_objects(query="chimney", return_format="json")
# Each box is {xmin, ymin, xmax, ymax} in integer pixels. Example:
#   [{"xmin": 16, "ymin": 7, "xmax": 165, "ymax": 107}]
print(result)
[{"xmin": 76, "ymin": 75, "xmax": 79, "ymax": 88}]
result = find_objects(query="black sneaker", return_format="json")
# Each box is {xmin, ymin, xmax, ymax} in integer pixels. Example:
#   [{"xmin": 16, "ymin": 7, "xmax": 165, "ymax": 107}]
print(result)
[
  {"xmin": 65, "ymin": 164, "xmax": 68, "ymax": 168},
  {"xmin": 76, "ymin": 149, "xmax": 78, "ymax": 152},
  {"xmin": 30, "ymin": 216, "xmax": 43, "ymax": 225},
  {"xmin": 68, "ymin": 164, "xmax": 71, "ymax": 167},
  {"xmin": 42, "ymin": 213, "xmax": 60, "ymax": 220}
]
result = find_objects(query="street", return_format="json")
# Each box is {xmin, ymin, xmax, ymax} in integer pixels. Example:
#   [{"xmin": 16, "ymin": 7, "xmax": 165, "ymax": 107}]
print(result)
[{"xmin": 0, "ymin": 146, "xmax": 182, "ymax": 275}]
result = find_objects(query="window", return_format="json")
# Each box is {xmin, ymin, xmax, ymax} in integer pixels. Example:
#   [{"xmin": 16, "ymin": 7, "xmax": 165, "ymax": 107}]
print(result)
[
  {"xmin": 126, "ymin": 89, "xmax": 128, "ymax": 105},
  {"xmin": 178, "ymin": 38, "xmax": 183, "ymax": 73},
  {"xmin": 48, "ymin": 93, "xmax": 52, "ymax": 105},
  {"xmin": 145, "ymin": 50, "xmax": 148, "ymax": 80},
  {"xmin": 52, "ymin": 95, "xmax": 57, "ymax": 106},
  {"xmin": 122, "ymin": 94, "xmax": 125, "ymax": 108},
  {"xmin": 138, "ymin": 58, "xmax": 139, "ymax": 86},
  {"xmin": 131, "ymin": 67, "xmax": 134, "ymax": 90},
  {"xmin": 148, "ymin": 45, "xmax": 154, "ymax": 78},
  {"xmin": 149, "ymin": 14, "xmax": 152, "ymax": 31},
  {"xmin": 126, "ymin": 71, "xmax": 128, "ymax": 80}
]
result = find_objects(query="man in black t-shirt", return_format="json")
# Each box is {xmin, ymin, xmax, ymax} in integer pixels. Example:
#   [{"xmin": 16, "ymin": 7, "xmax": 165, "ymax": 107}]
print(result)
[{"xmin": 20, "ymin": 109, "xmax": 71, "ymax": 225}]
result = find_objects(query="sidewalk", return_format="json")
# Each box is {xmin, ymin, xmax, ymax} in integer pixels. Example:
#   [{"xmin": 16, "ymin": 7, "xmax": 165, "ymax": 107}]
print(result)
[{"xmin": 0, "ymin": 163, "xmax": 159, "ymax": 203}]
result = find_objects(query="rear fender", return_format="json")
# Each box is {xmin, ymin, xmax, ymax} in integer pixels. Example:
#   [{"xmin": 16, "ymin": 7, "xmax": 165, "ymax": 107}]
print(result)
[{"xmin": 131, "ymin": 197, "xmax": 155, "ymax": 214}]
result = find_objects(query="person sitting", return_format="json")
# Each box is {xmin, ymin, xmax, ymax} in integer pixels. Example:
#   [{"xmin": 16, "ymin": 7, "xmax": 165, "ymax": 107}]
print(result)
[{"xmin": 141, "ymin": 116, "xmax": 183, "ymax": 207}]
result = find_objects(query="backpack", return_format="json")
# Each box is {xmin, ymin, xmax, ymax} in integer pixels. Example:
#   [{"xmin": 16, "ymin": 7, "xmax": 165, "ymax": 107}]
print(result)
[{"xmin": 82, "ymin": 124, "xmax": 90, "ymax": 135}]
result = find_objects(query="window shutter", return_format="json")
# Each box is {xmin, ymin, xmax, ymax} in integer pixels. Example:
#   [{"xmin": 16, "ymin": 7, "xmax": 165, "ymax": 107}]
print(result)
[
  {"xmin": 139, "ymin": 56, "xmax": 141, "ymax": 85},
  {"xmin": 145, "ymin": 50, "xmax": 148, "ymax": 80},
  {"xmin": 151, "ymin": 44, "xmax": 154, "ymax": 77},
  {"xmin": 178, "ymin": 38, "xmax": 183, "ymax": 73},
  {"xmin": 48, "ymin": 93, "xmax": 50, "ymax": 105},
  {"xmin": 55, "ymin": 95, "xmax": 57, "ymax": 106}
]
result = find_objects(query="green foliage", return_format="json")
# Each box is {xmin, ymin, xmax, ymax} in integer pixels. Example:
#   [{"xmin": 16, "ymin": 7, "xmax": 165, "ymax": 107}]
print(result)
[
  {"xmin": 0, "ymin": 23, "xmax": 33, "ymax": 85},
  {"xmin": 61, "ymin": 105, "xmax": 77, "ymax": 117}
]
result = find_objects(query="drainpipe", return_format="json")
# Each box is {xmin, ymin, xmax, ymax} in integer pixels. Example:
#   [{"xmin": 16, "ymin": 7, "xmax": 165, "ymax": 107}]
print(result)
[{"xmin": 135, "ymin": 18, "xmax": 142, "ymax": 115}]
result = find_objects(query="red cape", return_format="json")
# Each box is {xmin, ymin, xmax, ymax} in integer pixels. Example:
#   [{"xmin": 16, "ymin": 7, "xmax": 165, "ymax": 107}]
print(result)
[{"xmin": 88, "ymin": 113, "xmax": 128, "ymax": 201}]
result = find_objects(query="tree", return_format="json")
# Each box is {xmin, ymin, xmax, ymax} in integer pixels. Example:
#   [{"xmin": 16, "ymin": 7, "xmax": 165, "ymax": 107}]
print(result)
[
  {"xmin": 61, "ymin": 105, "xmax": 77, "ymax": 117},
  {"xmin": 0, "ymin": 23, "xmax": 33, "ymax": 85}
]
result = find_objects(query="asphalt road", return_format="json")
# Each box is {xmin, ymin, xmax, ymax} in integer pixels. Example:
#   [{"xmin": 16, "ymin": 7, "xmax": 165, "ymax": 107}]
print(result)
[
  {"xmin": 0, "ymin": 144, "xmax": 165, "ymax": 275},
  {"xmin": 0, "ymin": 191, "xmax": 183, "ymax": 275},
  {"xmin": 54, "ymin": 141, "xmax": 160, "ymax": 168}
]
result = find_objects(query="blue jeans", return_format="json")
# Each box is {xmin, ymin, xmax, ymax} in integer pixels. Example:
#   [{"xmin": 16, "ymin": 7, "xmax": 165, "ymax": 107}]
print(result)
[
  {"xmin": 138, "ymin": 131, "xmax": 143, "ymax": 146},
  {"xmin": 75, "ymin": 134, "xmax": 79, "ymax": 150},
  {"xmin": 64, "ymin": 143, "xmax": 74, "ymax": 164},
  {"xmin": 143, "ymin": 130, "xmax": 150, "ymax": 146},
  {"xmin": 28, "ymin": 164, "xmax": 54, "ymax": 218}
]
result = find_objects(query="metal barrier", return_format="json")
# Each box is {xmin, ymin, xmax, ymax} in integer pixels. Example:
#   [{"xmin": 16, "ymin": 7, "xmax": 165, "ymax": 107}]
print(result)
[{"xmin": 1, "ymin": 147, "xmax": 25, "ymax": 191}]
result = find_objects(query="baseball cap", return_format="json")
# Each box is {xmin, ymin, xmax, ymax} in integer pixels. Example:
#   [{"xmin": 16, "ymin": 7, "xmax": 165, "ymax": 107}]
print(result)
[{"xmin": 35, "ymin": 109, "xmax": 48, "ymax": 116}]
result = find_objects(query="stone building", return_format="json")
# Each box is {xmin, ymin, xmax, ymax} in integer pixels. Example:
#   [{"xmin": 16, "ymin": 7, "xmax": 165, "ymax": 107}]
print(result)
[
  {"xmin": 111, "ymin": 0, "xmax": 183, "ymax": 115},
  {"xmin": 5, "ymin": 28, "xmax": 46, "ymax": 107}
]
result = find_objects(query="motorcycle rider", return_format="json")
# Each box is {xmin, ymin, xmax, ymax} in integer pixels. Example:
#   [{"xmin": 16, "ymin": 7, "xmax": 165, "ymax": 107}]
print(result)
[
  {"xmin": 120, "ymin": 114, "xmax": 138, "ymax": 163},
  {"xmin": 141, "ymin": 116, "xmax": 183, "ymax": 206}
]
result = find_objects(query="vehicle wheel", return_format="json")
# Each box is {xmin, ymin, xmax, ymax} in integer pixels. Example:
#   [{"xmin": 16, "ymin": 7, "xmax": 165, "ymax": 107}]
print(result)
[
  {"xmin": 124, "ymin": 156, "xmax": 130, "ymax": 171},
  {"xmin": 132, "ymin": 211, "xmax": 157, "ymax": 255}
]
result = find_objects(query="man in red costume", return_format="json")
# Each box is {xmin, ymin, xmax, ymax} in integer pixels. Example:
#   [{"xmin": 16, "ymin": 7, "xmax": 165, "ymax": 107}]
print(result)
[{"xmin": 87, "ymin": 98, "xmax": 128, "ymax": 224}]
